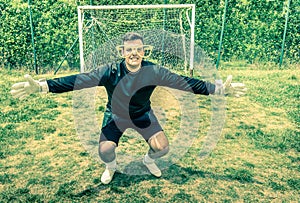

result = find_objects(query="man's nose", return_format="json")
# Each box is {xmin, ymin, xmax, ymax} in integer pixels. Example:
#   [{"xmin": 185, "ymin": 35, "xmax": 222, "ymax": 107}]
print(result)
[{"xmin": 132, "ymin": 48, "xmax": 137, "ymax": 54}]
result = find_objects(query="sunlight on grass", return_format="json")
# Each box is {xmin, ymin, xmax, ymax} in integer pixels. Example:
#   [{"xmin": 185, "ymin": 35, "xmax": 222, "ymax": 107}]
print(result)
[{"xmin": 0, "ymin": 65, "xmax": 299, "ymax": 202}]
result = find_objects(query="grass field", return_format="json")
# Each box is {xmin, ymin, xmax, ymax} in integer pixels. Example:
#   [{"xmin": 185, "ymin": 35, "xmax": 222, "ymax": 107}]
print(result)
[{"xmin": 0, "ymin": 63, "xmax": 299, "ymax": 202}]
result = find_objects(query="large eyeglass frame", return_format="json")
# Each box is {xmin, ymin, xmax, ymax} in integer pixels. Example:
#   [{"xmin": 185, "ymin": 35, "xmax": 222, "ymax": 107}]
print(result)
[{"xmin": 116, "ymin": 45, "xmax": 154, "ymax": 59}]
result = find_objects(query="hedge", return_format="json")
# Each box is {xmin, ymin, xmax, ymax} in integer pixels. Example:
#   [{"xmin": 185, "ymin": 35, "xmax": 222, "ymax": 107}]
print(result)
[{"xmin": 0, "ymin": 0, "xmax": 299, "ymax": 71}]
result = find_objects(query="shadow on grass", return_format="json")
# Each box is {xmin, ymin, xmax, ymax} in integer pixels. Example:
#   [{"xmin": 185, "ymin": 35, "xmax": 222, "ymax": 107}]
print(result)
[
  {"xmin": 163, "ymin": 164, "xmax": 261, "ymax": 185},
  {"xmin": 72, "ymin": 162, "xmax": 262, "ymax": 199},
  {"xmin": 69, "ymin": 171, "xmax": 155, "ymax": 199}
]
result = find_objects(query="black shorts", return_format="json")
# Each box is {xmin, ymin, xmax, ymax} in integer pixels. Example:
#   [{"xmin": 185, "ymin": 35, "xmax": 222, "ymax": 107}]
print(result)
[{"xmin": 100, "ymin": 110, "xmax": 163, "ymax": 145}]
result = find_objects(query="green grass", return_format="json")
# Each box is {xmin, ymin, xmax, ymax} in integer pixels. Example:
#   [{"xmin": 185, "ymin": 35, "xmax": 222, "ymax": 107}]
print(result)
[{"xmin": 0, "ymin": 63, "xmax": 299, "ymax": 202}]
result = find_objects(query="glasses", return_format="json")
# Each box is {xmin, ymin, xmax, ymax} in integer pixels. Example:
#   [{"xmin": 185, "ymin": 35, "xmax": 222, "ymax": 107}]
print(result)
[{"xmin": 116, "ymin": 45, "xmax": 153, "ymax": 59}]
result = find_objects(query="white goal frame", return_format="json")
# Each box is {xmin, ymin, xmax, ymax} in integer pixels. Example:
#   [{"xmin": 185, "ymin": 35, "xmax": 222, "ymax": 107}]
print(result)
[{"xmin": 77, "ymin": 4, "xmax": 196, "ymax": 73}]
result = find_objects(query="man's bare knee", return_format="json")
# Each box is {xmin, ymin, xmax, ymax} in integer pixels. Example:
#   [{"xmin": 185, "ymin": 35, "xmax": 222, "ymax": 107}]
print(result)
[
  {"xmin": 148, "ymin": 131, "xmax": 169, "ymax": 159},
  {"xmin": 99, "ymin": 141, "xmax": 117, "ymax": 163}
]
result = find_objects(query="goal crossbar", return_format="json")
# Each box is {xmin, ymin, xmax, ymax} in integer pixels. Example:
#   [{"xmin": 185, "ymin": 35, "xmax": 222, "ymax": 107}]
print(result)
[{"xmin": 78, "ymin": 4, "xmax": 195, "ymax": 10}]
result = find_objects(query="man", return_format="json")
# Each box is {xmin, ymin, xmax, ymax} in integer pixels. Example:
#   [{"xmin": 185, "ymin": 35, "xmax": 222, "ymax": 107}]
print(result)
[{"xmin": 11, "ymin": 32, "xmax": 246, "ymax": 184}]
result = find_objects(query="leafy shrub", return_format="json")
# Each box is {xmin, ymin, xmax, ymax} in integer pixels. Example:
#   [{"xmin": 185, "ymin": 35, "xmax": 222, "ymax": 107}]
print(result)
[{"xmin": 0, "ymin": 0, "xmax": 299, "ymax": 70}]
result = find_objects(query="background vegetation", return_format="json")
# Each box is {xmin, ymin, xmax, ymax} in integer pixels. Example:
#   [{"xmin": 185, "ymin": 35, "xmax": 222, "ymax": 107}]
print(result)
[{"xmin": 0, "ymin": 0, "xmax": 299, "ymax": 71}]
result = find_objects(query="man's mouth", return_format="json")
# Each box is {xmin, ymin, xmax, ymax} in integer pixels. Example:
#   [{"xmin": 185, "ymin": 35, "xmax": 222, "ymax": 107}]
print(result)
[{"xmin": 130, "ymin": 56, "xmax": 140, "ymax": 61}]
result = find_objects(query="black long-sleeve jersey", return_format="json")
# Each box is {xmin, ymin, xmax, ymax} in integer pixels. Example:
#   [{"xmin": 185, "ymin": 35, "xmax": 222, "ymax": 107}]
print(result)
[{"xmin": 47, "ymin": 60, "xmax": 215, "ymax": 118}]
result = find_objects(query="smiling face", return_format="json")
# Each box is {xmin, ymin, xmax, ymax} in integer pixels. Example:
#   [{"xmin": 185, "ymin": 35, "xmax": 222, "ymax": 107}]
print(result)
[{"xmin": 123, "ymin": 39, "xmax": 144, "ymax": 72}]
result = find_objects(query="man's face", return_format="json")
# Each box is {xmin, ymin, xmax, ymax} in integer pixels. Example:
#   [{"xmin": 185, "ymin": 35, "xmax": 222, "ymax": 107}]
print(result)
[{"xmin": 123, "ymin": 39, "xmax": 144, "ymax": 70}]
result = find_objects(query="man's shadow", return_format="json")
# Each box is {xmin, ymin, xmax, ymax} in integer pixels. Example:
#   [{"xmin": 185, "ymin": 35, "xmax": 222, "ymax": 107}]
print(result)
[{"xmin": 72, "ymin": 160, "xmax": 260, "ymax": 198}]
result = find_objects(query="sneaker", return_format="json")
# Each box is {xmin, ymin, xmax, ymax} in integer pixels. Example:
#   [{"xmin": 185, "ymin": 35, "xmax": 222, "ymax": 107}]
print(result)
[
  {"xmin": 143, "ymin": 157, "xmax": 162, "ymax": 177},
  {"xmin": 101, "ymin": 167, "xmax": 116, "ymax": 184}
]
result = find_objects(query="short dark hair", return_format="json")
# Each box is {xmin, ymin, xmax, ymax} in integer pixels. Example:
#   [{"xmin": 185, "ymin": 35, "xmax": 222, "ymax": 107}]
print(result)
[{"xmin": 122, "ymin": 32, "xmax": 144, "ymax": 44}]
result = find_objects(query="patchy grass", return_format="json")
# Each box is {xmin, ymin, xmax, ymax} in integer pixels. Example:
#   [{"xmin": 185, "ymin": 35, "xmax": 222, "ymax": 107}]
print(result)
[{"xmin": 0, "ymin": 64, "xmax": 299, "ymax": 202}]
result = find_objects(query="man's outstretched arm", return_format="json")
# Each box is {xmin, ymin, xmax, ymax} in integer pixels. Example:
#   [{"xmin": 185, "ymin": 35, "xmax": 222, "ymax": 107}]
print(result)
[
  {"xmin": 157, "ymin": 67, "xmax": 246, "ymax": 97},
  {"xmin": 11, "ymin": 65, "xmax": 110, "ymax": 99}
]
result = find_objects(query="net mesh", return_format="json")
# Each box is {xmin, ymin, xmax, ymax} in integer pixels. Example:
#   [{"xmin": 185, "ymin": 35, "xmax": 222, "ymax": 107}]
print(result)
[{"xmin": 79, "ymin": 6, "xmax": 194, "ymax": 72}]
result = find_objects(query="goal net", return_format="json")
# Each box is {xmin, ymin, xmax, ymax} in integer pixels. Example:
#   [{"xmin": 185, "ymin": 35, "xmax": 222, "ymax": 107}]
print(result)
[{"xmin": 77, "ymin": 4, "xmax": 196, "ymax": 73}]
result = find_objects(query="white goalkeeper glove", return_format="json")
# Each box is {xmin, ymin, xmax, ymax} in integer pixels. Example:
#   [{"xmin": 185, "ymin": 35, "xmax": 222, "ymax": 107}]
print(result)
[
  {"xmin": 10, "ymin": 74, "xmax": 49, "ymax": 100},
  {"xmin": 214, "ymin": 75, "xmax": 247, "ymax": 97}
]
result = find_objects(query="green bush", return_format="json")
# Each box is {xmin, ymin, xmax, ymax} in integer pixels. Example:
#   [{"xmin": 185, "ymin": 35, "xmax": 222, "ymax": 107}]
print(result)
[{"xmin": 0, "ymin": 0, "xmax": 299, "ymax": 71}]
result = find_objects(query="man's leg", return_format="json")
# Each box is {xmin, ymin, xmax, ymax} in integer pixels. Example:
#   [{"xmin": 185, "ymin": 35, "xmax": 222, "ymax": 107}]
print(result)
[
  {"xmin": 147, "ymin": 131, "xmax": 169, "ymax": 159},
  {"xmin": 98, "ymin": 140, "xmax": 117, "ymax": 184},
  {"xmin": 98, "ymin": 116, "xmax": 123, "ymax": 185},
  {"xmin": 143, "ymin": 131, "xmax": 169, "ymax": 177},
  {"xmin": 99, "ymin": 140, "xmax": 117, "ymax": 163}
]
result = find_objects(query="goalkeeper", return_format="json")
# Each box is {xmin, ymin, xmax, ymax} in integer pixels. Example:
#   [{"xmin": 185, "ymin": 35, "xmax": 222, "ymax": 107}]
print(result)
[{"xmin": 11, "ymin": 32, "xmax": 246, "ymax": 184}]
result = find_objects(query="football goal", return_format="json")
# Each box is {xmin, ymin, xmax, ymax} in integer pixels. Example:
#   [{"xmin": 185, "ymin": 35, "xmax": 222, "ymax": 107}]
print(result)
[{"xmin": 77, "ymin": 4, "xmax": 196, "ymax": 73}]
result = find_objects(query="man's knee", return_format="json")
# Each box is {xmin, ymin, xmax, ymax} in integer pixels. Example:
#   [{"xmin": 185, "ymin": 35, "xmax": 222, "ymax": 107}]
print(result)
[
  {"xmin": 99, "ymin": 141, "xmax": 117, "ymax": 163},
  {"xmin": 148, "ymin": 131, "xmax": 169, "ymax": 159}
]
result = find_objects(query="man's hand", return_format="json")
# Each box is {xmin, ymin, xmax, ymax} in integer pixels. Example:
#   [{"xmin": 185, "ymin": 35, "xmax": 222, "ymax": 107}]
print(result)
[
  {"xmin": 10, "ymin": 74, "xmax": 48, "ymax": 100},
  {"xmin": 214, "ymin": 75, "xmax": 247, "ymax": 97},
  {"xmin": 223, "ymin": 75, "xmax": 247, "ymax": 97}
]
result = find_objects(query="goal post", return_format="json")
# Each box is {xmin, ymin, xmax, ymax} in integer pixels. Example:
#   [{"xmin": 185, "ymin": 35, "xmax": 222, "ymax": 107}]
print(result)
[{"xmin": 77, "ymin": 4, "xmax": 196, "ymax": 73}]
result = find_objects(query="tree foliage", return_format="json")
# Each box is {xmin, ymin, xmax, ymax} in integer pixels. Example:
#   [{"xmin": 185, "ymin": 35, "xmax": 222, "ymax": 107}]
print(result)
[{"xmin": 0, "ymin": 0, "xmax": 299, "ymax": 71}]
